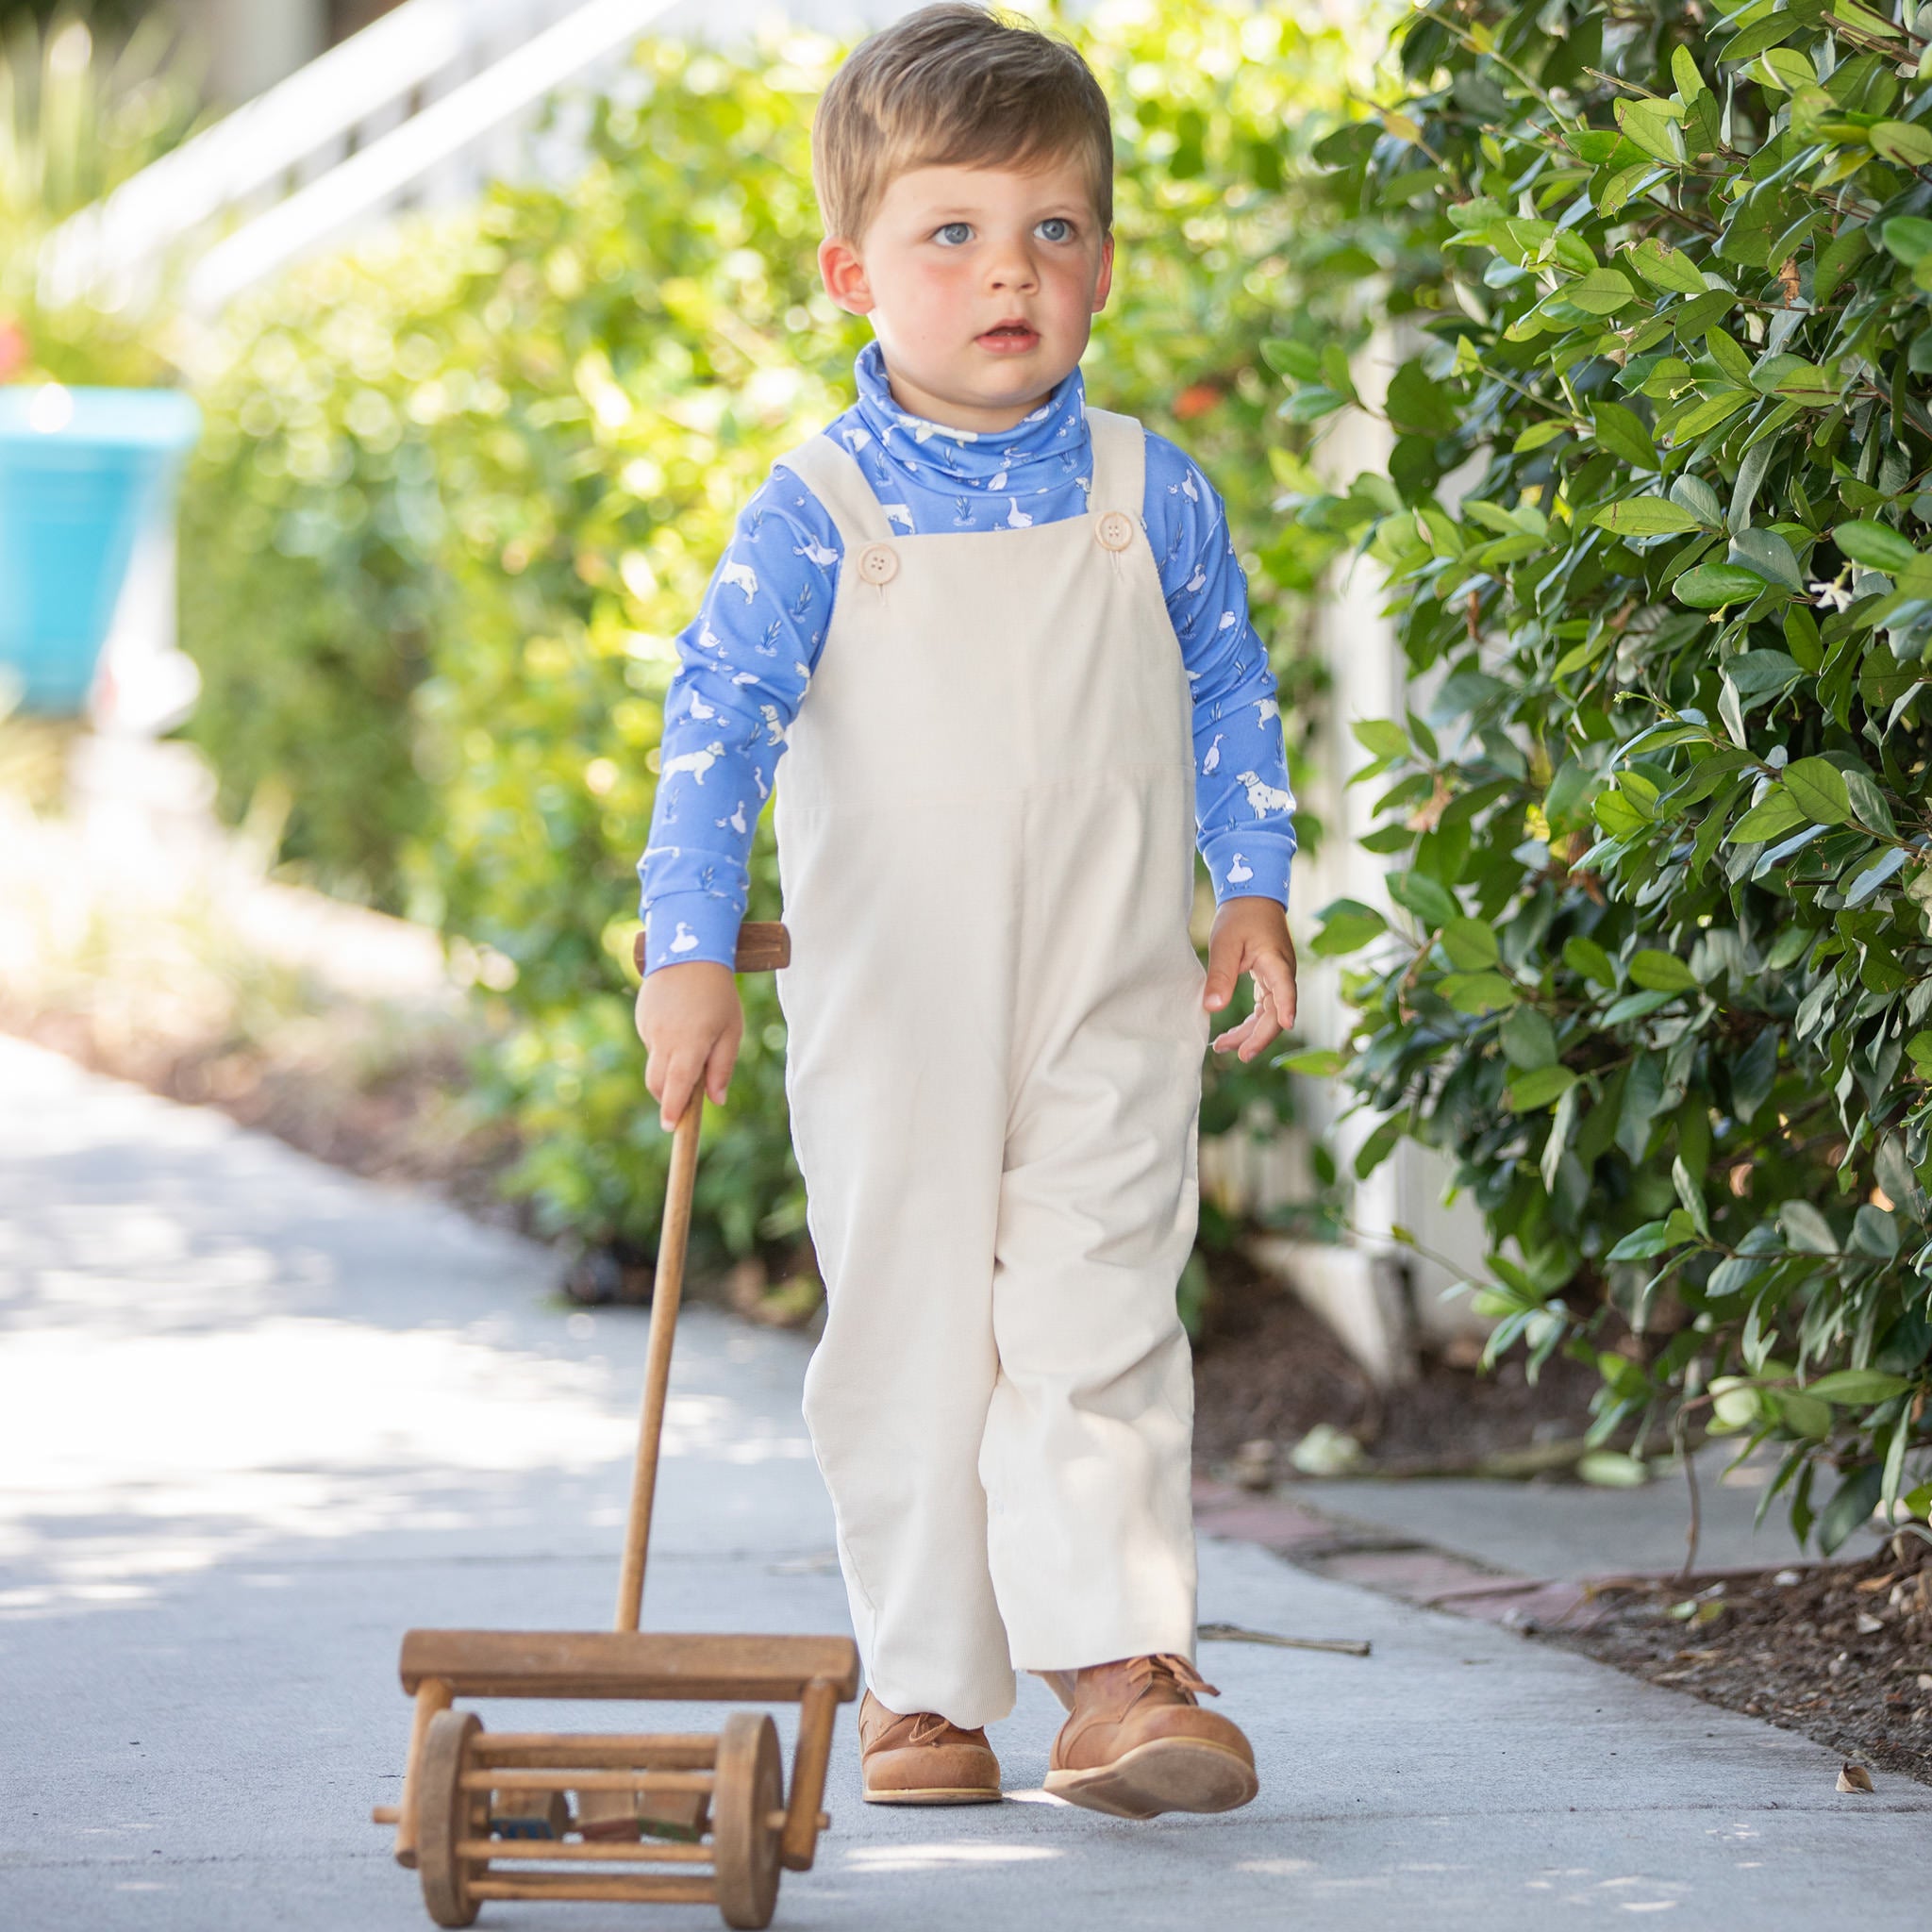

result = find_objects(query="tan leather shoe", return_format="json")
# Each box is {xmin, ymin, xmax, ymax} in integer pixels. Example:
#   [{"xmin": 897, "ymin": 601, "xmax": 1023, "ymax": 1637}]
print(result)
[
  {"xmin": 858, "ymin": 1690, "xmax": 1002, "ymax": 1804},
  {"xmin": 1044, "ymin": 1654, "xmax": 1257, "ymax": 1818}
]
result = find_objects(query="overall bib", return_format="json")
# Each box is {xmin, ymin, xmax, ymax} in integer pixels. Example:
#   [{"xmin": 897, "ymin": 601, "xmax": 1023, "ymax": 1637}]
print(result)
[{"xmin": 771, "ymin": 407, "xmax": 1209, "ymax": 1729}]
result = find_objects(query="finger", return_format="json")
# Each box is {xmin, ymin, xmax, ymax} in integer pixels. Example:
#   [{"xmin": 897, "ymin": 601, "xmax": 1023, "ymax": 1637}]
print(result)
[
  {"xmin": 703, "ymin": 1026, "xmax": 740, "ymax": 1107},
  {"xmin": 658, "ymin": 1052, "xmax": 704, "ymax": 1131},
  {"xmin": 1255, "ymin": 950, "xmax": 1298, "ymax": 1037},
  {"xmin": 1237, "ymin": 988, "xmax": 1281, "ymax": 1061},
  {"xmin": 1215, "ymin": 1000, "xmax": 1268, "ymax": 1058},
  {"xmin": 1202, "ymin": 933, "xmax": 1246, "ymax": 1013}
]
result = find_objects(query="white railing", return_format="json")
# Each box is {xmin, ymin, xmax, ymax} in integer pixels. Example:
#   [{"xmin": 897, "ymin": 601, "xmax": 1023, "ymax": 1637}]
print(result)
[{"xmin": 41, "ymin": 0, "xmax": 665, "ymax": 312}]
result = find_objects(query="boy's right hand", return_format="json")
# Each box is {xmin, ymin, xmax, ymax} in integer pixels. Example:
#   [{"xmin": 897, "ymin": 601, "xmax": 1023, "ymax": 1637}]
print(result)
[{"xmin": 636, "ymin": 961, "xmax": 743, "ymax": 1129}]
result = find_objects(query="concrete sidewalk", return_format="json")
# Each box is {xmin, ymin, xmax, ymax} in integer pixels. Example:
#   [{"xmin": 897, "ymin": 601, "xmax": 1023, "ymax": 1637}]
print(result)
[{"xmin": 3, "ymin": 1033, "xmax": 1927, "ymax": 1931}]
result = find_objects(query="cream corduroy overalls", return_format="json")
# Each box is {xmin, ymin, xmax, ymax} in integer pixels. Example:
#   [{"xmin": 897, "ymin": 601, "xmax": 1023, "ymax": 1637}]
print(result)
[{"xmin": 770, "ymin": 407, "xmax": 1208, "ymax": 1729}]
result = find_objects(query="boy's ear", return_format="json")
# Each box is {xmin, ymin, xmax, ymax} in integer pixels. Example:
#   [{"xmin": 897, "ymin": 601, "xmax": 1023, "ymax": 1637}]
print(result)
[
  {"xmin": 819, "ymin": 236, "xmax": 874, "ymax": 316},
  {"xmin": 1091, "ymin": 231, "xmax": 1115, "ymax": 314}
]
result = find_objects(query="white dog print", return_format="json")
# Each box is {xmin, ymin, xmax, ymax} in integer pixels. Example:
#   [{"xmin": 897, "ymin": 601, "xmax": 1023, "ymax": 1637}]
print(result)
[
  {"xmin": 794, "ymin": 536, "xmax": 839, "ymax": 567},
  {"xmin": 1254, "ymin": 695, "xmax": 1279, "ymax": 724},
  {"xmin": 1237, "ymin": 770, "xmax": 1295, "ymax": 816},
  {"xmin": 662, "ymin": 741, "xmax": 725, "ymax": 784},
  {"xmin": 721, "ymin": 558, "xmax": 758, "ymax": 601}
]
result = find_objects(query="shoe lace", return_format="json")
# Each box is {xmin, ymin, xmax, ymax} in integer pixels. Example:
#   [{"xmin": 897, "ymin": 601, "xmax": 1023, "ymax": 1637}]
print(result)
[
  {"xmin": 1127, "ymin": 1653, "xmax": 1221, "ymax": 1701},
  {"xmin": 907, "ymin": 1711, "xmax": 958, "ymax": 1746}
]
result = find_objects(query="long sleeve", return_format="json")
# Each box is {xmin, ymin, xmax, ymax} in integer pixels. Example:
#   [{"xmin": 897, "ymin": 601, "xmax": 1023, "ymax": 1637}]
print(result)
[
  {"xmin": 1143, "ymin": 433, "xmax": 1297, "ymax": 908},
  {"xmin": 636, "ymin": 466, "xmax": 843, "ymax": 973}
]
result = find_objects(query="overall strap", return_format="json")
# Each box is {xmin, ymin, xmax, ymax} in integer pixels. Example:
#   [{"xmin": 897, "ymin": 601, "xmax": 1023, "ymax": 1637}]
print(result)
[
  {"xmin": 773, "ymin": 432, "xmax": 895, "ymax": 549},
  {"xmin": 1083, "ymin": 407, "xmax": 1148, "ymax": 521}
]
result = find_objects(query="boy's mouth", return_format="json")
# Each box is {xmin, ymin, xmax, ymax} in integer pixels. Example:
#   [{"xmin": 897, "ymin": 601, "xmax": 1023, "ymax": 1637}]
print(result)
[{"xmin": 977, "ymin": 321, "xmax": 1041, "ymax": 353}]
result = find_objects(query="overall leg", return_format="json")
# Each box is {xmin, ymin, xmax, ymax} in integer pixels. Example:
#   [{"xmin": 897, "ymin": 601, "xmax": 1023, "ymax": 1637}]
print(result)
[
  {"xmin": 978, "ymin": 785, "xmax": 1208, "ymax": 1673},
  {"xmin": 779, "ymin": 806, "xmax": 1021, "ymax": 1730}
]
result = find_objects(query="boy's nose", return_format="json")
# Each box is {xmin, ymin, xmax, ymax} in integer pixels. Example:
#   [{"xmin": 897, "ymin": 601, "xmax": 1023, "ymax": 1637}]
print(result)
[{"xmin": 987, "ymin": 249, "xmax": 1040, "ymax": 293}]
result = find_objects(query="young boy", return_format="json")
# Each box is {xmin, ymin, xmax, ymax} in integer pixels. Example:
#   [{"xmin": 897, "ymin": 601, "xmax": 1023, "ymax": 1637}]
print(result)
[{"xmin": 636, "ymin": 3, "xmax": 1298, "ymax": 1819}]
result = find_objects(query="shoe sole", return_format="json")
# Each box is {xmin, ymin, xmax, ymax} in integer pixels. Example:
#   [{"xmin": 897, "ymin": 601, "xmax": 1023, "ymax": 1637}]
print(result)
[
  {"xmin": 1044, "ymin": 1739, "xmax": 1258, "ymax": 1819},
  {"xmin": 861, "ymin": 1786, "xmax": 1003, "ymax": 1806}
]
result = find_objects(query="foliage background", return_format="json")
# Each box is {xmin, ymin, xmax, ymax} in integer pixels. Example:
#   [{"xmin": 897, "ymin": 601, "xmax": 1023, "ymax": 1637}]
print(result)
[
  {"xmin": 176, "ymin": 2, "xmax": 1374, "ymax": 1279},
  {"xmin": 1283, "ymin": 0, "xmax": 1932, "ymax": 1542}
]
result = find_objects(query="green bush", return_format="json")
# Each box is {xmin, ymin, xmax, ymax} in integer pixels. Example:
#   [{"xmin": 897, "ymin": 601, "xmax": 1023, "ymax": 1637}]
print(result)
[
  {"xmin": 1288, "ymin": 0, "xmax": 1930, "ymax": 1546},
  {"xmin": 179, "ymin": 7, "xmax": 1368, "ymax": 1265}
]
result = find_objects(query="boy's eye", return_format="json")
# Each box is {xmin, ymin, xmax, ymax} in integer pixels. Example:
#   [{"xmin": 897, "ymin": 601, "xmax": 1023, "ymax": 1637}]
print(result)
[
  {"xmin": 1037, "ymin": 217, "xmax": 1074, "ymax": 242},
  {"xmin": 934, "ymin": 222, "xmax": 973, "ymax": 245}
]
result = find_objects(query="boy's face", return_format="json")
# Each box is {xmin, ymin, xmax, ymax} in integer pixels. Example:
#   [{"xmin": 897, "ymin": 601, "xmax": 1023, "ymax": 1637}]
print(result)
[{"xmin": 819, "ymin": 152, "xmax": 1113, "ymax": 435}]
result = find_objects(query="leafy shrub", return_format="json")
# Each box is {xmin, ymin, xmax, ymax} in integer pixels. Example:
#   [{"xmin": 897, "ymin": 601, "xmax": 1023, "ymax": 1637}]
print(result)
[
  {"xmin": 179, "ymin": 6, "xmax": 1367, "ymax": 1265},
  {"xmin": 1288, "ymin": 0, "xmax": 1931, "ymax": 1545}
]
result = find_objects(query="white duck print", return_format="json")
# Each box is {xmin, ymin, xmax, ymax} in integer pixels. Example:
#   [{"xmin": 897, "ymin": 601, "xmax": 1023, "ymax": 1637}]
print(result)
[
  {"xmin": 662, "ymin": 741, "xmax": 725, "ymax": 784},
  {"xmin": 989, "ymin": 466, "xmax": 1009, "ymax": 492},
  {"xmin": 669, "ymin": 922, "xmax": 699, "ymax": 955},
  {"xmin": 841, "ymin": 426, "xmax": 873, "ymax": 454},
  {"xmin": 696, "ymin": 624, "xmax": 724, "ymax": 653},
  {"xmin": 752, "ymin": 765, "xmax": 771, "ymax": 801},
  {"xmin": 1182, "ymin": 473, "xmax": 1200, "ymax": 503},
  {"xmin": 1185, "ymin": 565, "xmax": 1208, "ymax": 593},
  {"xmin": 1226, "ymin": 853, "xmax": 1254, "ymax": 885},
  {"xmin": 1006, "ymin": 499, "xmax": 1033, "ymax": 528},
  {"xmin": 1202, "ymin": 733, "xmax": 1224, "ymax": 775},
  {"xmin": 1217, "ymin": 610, "xmax": 1237, "ymax": 632},
  {"xmin": 882, "ymin": 503, "xmax": 916, "ymax": 532},
  {"xmin": 1237, "ymin": 770, "xmax": 1295, "ymax": 816},
  {"xmin": 721, "ymin": 558, "xmax": 758, "ymax": 601},
  {"xmin": 793, "ymin": 536, "xmax": 838, "ymax": 567},
  {"xmin": 687, "ymin": 691, "xmax": 716, "ymax": 722},
  {"xmin": 715, "ymin": 799, "xmax": 748, "ymax": 834}
]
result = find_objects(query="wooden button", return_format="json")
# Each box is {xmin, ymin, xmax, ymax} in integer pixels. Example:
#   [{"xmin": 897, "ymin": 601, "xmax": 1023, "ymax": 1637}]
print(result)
[
  {"xmin": 857, "ymin": 543, "xmax": 898, "ymax": 585},
  {"xmin": 1096, "ymin": 511, "xmax": 1136, "ymax": 552}
]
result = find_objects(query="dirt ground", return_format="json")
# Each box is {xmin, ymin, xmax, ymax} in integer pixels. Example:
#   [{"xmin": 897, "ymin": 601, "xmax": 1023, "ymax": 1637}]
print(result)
[
  {"xmin": 1190, "ymin": 1242, "xmax": 1601, "ymax": 1471},
  {"xmin": 1547, "ymin": 1533, "xmax": 1932, "ymax": 1787}
]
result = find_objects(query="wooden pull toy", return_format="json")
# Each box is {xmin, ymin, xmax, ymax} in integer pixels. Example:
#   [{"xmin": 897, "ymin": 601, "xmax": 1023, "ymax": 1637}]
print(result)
[{"xmin": 375, "ymin": 923, "xmax": 856, "ymax": 1929}]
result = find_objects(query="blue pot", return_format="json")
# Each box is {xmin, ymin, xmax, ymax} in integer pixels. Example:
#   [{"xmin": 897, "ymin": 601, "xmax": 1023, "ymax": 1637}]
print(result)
[{"xmin": 0, "ymin": 385, "xmax": 202, "ymax": 715}]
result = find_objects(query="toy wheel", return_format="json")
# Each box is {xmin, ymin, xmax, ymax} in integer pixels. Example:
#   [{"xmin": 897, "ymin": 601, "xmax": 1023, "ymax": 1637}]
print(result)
[
  {"xmin": 712, "ymin": 1711, "xmax": 783, "ymax": 1931},
  {"xmin": 417, "ymin": 1709, "xmax": 487, "ymax": 1927}
]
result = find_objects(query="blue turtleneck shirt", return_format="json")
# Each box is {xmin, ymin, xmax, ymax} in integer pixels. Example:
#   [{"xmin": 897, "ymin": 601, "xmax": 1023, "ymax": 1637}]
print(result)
[{"xmin": 637, "ymin": 342, "xmax": 1297, "ymax": 974}]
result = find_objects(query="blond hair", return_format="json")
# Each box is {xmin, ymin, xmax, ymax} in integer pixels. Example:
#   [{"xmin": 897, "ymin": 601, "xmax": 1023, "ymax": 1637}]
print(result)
[{"xmin": 812, "ymin": 4, "xmax": 1113, "ymax": 243}]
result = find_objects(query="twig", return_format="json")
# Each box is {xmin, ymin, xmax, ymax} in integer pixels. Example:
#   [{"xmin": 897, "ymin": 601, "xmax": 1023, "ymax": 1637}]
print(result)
[
  {"xmin": 1674, "ymin": 1401, "xmax": 1702, "ymax": 1583},
  {"xmin": 1197, "ymin": 1622, "xmax": 1373, "ymax": 1658}
]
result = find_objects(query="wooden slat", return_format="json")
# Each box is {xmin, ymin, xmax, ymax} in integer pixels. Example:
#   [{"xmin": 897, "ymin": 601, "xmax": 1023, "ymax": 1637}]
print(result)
[
  {"xmin": 460, "ymin": 1770, "xmax": 712, "ymax": 1793},
  {"xmin": 397, "ymin": 1629, "xmax": 860, "ymax": 1702},
  {"xmin": 458, "ymin": 1838, "xmax": 711, "ymax": 1865},
  {"xmin": 469, "ymin": 1873, "xmax": 714, "ymax": 1904},
  {"xmin": 472, "ymin": 1733, "xmax": 716, "ymax": 1768}
]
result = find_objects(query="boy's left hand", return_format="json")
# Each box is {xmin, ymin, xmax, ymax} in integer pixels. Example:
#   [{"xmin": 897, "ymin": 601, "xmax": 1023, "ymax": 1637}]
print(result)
[{"xmin": 1204, "ymin": 896, "xmax": 1298, "ymax": 1062}]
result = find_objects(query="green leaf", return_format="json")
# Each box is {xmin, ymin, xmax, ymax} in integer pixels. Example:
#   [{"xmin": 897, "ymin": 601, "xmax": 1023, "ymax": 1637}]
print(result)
[
  {"xmin": 1781, "ymin": 757, "xmax": 1851, "ymax": 825},
  {"xmin": 1562, "ymin": 935, "xmax": 1618, "ymax": 986},
  {"xmin": 1607, "ymin": 1220, "xmax": 1679, "ymax": 1261},
  {"xmin": 1591, "ymin": 399, "xmax": 1657, "ymax": 468},
  {"xmin": 1593, "ymin": 498, "xmax": 1702, "ymax": 537},
  {"xmin": 1626, "ymin": 236, "xmax": 1707, "ymax": 295},
  {"xmin": 1834, "ymin": 520, "xmax": 1919, "ymax": 571},
  {"xmin": 1385, "ymin": 358, "xmax": 1457, "ymax": 435},
  {"xmin": 1310, "ymin": 899, "xmax": 1388, "ymax": 956},
  {"xmin": 1279, "ymin": 1048, "xmax": 1348, "ymax": 1077},
  {"xmin": 1805, "ymin": 1368, "xmax": 1912, "ymax": 1403},
  {"xmin": 1567, "ymin": 266, "xmax": 1641, "ymax": 315},
  {"xmin": 1780, "ymin": 1201, "xmax": 1840, "ymax": 1255},
  {"xmin": 1727, "ymin": 526, "xmax": 1802, "ymax": 591},
  {"xmin": 1440, "ymin": 915, "xmax": 1501, "ymax": 970},
  {"xmin": 1507, "ymin": 1063, "xmax": 1577, "ymax": 1111},
  {"xmin": 1817, "ymin": 1464, "xmax": 1884, "ymax": 1557},
  {"xmin": 1675, "ymin": 562, "xmax": 1766, "ymax": 608},
  {"xmin": 1439, "ymin": 971, "xmax": 1517, "ymax": 1013},
  {"xmin": 1628, "ymin": 949, "xmax": 1700, "ymax": 993},
  {"xmin": 1500, "ymin": 1006, "xmax": 1558, "ymax": 1070},
  {"xmin": 1615, "ymin": 97, "xmax": 1687, "ymax": 166},
  {"xmin": 1729, "ymin": 790, "xmax": 1807, "ymax": 842},
  {"xmin": 1872, "ymin": 119, "xmax": 1932, "ymax": 167},
  {"xmin": 1672, "ymin": 1156, "xmax": 1711, "ymax": 1239},
  {"xmin": 1389, "ymin": 870, "xmax": 1458, "ymax": 929}
]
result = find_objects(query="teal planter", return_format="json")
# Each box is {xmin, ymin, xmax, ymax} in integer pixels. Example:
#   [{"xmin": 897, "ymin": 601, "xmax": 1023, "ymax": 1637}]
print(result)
[{"xmin": 0, "ymin": 385, "xmax": 201, "ymax": 714}]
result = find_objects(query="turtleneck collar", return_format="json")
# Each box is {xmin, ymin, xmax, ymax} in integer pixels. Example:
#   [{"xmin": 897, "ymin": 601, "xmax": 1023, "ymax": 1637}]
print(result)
[{"xmin": 847, "ymin": 339, "xmax": 1090, "ymax": 492}]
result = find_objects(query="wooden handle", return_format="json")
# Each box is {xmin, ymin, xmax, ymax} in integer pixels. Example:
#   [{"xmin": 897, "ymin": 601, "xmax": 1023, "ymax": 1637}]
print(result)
[
  {"xmin": 615, "ymin": 1098, "xmax": 701, "ymax": 1633},
  {"xmin": 632, "ymin": 920, "xmax": 790, "ymax": 976}
]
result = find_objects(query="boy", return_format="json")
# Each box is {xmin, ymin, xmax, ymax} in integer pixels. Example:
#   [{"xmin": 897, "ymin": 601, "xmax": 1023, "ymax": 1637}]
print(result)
[{"xmin": 637, "ymin": 3, "xmax": 1298, "ymax": 1819}]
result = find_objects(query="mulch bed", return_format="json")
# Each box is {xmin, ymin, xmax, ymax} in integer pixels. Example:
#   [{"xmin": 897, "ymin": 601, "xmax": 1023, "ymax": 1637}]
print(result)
[
  {"xmin": 1191, "ymin": 1241, "xmax": 1602, "ymax": 1470},
  {"xmin": 1545, "ymin": 1533, "xmax": 1932, "ymax": 1786}
]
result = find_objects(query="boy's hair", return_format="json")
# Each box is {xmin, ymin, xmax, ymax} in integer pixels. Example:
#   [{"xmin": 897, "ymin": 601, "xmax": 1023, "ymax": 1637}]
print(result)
[{"xmin": 812, "ymin": 4, "xmax": 1113, "ymax": 243}]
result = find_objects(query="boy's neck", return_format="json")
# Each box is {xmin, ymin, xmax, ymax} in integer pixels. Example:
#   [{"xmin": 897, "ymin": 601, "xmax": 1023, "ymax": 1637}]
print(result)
[{"xmin": 879, "ymin": 361, "xmax": 1062, "ymax": 437}]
